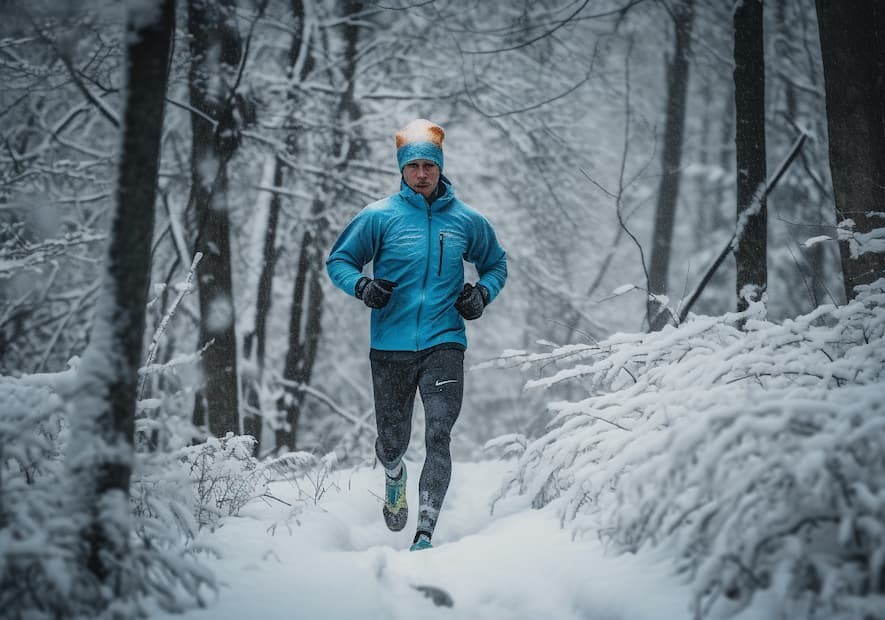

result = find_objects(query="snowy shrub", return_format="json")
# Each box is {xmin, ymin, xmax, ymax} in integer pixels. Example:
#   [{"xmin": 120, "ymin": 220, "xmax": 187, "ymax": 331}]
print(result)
[
  {"xmin": 182, "ymin": 433, "xmax": 269, "ymax": 528},
  {"xmin": 492, "ymin": 279, "xmax": 885, "ymax": 619},
  {"xmin": 263, "ymin": 451, "xmax": 343, "ymax": 532},
  {"xmin": 128, "ymin": 448, "xmax": 218, "ymax": 614},
  {"xmin": 0, "ymin": 373, "xmax": 82, "ymax": 617},
  {"xmin": 0, "ymin": 367, "xmax": 217, "ymax": 618}
]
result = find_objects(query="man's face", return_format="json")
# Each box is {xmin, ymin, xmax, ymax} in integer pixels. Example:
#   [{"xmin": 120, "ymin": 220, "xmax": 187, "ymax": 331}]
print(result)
[{"xmin": 402, "ymin": 160, "xmax": 440, "ymax": 199}]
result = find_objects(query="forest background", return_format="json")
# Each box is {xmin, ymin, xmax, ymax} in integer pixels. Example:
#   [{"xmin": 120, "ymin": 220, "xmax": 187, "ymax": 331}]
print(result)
[{"xmin": 1, "ymin": 0, "xmax": 884, "ymax": 619}]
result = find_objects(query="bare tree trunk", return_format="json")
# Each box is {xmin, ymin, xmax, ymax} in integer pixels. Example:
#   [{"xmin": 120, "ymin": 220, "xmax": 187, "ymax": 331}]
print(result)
[
  {"xmin": 877, "ymin": 3, "xmax": 885, "ymax": 133},
  {"xmin": 815, "ymin": 0, "xmax": 885, "ymax": 299},
  {"xmin": 714, "ymin": 91, "xmax": 734, "ymax": 233},
  {"xmin": 647, "ymin": 0, "xmax": 695, "ymax": 331},
  {"xmin": 733, "ymin": 0, "xmax": 768, "ymax": 312},
  {"xmin": 772, "ymin": 0, "xmax": 824, "ymax": 312},
  {"xmin": 275, "ymin": 222, "xmax": 329, "ymax": 451},
  {"xmin": 242, "ymin": 161, "xmax": 282, "ymax": 451},
  {"xmin": 697, "ymin": 80, "xmax": 714, "ymax": 243},
  {"xmin": 188, "ymin": 0, "xmax": 242, "ymax": 437},
  {"xmin": 67, "ymin": 0, "xmax": 174, "ymax": 601}
]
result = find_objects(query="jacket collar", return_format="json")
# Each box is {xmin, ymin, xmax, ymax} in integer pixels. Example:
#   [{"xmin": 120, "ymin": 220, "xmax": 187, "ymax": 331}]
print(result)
[{"xmin": 399, "ymin": 174, "xmax": 455, "ymax": 212}]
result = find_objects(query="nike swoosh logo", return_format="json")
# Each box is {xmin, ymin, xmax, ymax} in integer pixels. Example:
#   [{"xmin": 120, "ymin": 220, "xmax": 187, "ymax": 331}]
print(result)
[{"xmin": 434, "ymin": 379, "xmax": 458, "ymax": 386}]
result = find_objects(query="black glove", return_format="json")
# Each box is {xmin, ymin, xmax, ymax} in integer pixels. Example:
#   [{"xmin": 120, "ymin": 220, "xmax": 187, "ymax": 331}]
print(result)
[
  {"xmin": 454, "ymin": 283, "xmax": 490, "ymax": 320},
  {"xmin": 355, "ymin": 277, "xmax": 398, "ymax": 309}
]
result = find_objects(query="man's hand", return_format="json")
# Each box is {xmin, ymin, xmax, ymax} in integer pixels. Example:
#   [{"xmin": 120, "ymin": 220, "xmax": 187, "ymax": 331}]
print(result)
[
  {"xmin": 356, "ymin": 277, "xmax": 398, "ymax": 309},
  {"xmin": 454, "ymin": 283, "xmax": 489, "ymax": 320}
]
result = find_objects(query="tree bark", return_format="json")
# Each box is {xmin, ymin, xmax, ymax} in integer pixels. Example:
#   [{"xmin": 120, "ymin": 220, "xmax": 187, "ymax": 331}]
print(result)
[
  {"xmin": 68, "ymin": 0, "xmax": 174, "ymax": 598},
  {"xmin": 733, "ymin": 0, "xmax": 768, "ymax": 312},
  {"xmin": 815, "ymin": 0, "xmax": 885, "ymax": 299},
  {"xmin": 714, "ymin": 91, "xmax": 734, "ymax": 233},
  {"xmin": 242, "ymin": 161, "xmax": 282, "ymax": 451},
  {"xmin": 647, "ymin": 0, "xmax": 694, "ymax": 331},
  {"xmin": 188, "ymin": 0, "xmax": 242, "ymax": 437},
  {"xmin": 276, "ymin": 226, "xmax": 328, "ymax": 451}
]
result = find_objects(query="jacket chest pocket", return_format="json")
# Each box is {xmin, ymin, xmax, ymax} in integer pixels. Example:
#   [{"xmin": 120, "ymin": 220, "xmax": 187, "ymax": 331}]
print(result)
[{"xmin": 438, "ymin": 230, "xmax": 467, "ymax": 276}]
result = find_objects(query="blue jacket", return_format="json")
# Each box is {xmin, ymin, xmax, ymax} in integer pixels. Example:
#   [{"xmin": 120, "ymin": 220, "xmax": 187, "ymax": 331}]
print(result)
[{"xmin": 326, "ymin": 176, "xmax": 507, "ymax": 351}]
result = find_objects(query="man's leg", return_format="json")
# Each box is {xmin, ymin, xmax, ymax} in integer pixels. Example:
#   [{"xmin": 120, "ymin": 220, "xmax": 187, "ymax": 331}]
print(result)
[
  {"xmin": 370, "ymin": 355, "xmax": 419, "ymax": 469},
  {"xmin": 370, "ymin": 353, "xmax": 419, "ymax": 531},
  {"xmin": 414, "ymin": 348, "xmax": 464, "ymax": 544}
]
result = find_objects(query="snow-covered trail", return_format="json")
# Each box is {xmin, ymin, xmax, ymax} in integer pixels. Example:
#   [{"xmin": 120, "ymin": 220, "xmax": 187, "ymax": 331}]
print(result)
[{"xmin": 152, "ymin": 461, "xmax": 696, "ymax": 620}]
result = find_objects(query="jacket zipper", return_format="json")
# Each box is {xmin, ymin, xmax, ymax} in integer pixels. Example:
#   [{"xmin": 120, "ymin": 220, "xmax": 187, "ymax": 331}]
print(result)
[
  {"xmin": 416, "ymin": 206, "xmax": 432, "ymax": 349},
  {"xmin": 438, "ymin": 232, "xmax": 444, "ymax": 276}
]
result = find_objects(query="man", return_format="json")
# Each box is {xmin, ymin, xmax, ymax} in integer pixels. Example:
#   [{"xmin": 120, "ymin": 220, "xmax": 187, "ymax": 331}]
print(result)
[{"xmin": 326, "ymin": 119, "xmax": 507, "ymax": 551}]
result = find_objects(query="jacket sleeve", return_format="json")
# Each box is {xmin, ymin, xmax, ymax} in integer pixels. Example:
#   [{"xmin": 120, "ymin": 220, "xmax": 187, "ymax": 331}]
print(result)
[
  {"xmin": 326, "ymin": 208, "xmax": 379, "ymax": 297},
  {"xmin": 466, "ymin": 213, "xmax": 507, "ymax": 303}
]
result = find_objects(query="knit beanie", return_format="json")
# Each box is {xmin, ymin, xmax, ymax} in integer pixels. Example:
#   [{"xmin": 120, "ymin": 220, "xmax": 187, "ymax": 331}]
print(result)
[{"xmin": 395, "ymin": 119, "xmax": 445, "ymax": 171}]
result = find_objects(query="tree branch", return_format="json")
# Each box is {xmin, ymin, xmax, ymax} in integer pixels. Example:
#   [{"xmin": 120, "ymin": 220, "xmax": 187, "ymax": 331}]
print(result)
[
  {"xmin": 678, "ymin": 130, "xmax": 810, "ymax": 323},
  {"xmin": 31, "ymin": 18, "xmax": 121, "ymax": 128}
]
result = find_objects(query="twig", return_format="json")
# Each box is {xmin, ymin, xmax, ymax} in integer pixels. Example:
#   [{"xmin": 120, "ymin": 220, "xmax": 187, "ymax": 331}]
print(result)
[
  {"xmin": 33, "ymin": 280, "xmax": 101, "ymax": 373},
  {"xmin": 30, "ymin": 17, "xmax": 121, "ymax": 128},
  {"xmin": 275, "ymin": 377, "xmax": 375, "ymax": 433},
  {"xmin": 229, "ymin": 0, "xmax": 270, "ymax": 98},
  {"xmin": 614, "ymin": 38, "xmax": 651, "ymax": 304},
  {"xmin": 165, "ymin": 97, "xmax": 217, "ymax": 127},
  {"xmin": 461, "ymin": 0, "xmax": 647, "ymax": 55},
  {"xmin": 260, "ymin": 492, "xmax": 292, "ymax": 507},
  {"xmin": 138, "ymin": 252, "xmax": 203, "ymax": 398}
]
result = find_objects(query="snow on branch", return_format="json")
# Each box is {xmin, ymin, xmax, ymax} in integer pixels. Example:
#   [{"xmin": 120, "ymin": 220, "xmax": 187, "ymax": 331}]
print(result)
[
  {"xmin": 138, "ymin": 252, "xmax": 202, "ymax": 397},
  {"xmin": 495, "ymin": 277, "xmax": 885, "ymax": 618},
  {"xmin": 0, "ymin": 225, "xmax": 106, "ymax": 279}
]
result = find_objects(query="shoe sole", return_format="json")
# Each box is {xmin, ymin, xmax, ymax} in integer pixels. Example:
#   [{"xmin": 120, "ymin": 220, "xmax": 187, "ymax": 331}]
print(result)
[{"xmin": 383, "ymin": 504, "xmax": 408, "ymax": 531}]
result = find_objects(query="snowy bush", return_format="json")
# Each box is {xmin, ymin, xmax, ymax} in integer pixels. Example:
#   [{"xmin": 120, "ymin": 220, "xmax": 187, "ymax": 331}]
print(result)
[
  {"xmin": 128, "ymin": 447, "xmax": 218, "ymax": 614},
  {"xmin": 0, "ymin": 367, "xmax": 218, "ymax": 618},
  {"xmin": 492, "ymin": 279, "xmax": 885, "ymax": 619},
  {"xmin": 0, "ymin": 373, "xmax": 80, "ymax": 616},
  {"xmin": 263, "ymin": 451, "xmax": 343, "ymax": 532},
  {"xmin": 182, "ymin": 433, "xmax": 269, "ymax": 529}
]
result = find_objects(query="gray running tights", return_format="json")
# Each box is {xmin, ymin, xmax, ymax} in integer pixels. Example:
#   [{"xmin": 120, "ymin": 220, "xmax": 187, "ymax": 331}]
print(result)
[{"xmin": 370, "ymin": 347, "xmax": 464, "ymax": 536}]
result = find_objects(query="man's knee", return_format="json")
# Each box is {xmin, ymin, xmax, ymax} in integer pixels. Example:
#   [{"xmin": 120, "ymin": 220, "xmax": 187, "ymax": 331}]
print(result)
[
  {"xmin": 376, "ymin": 432, "xmax": 408, "ymax": 465},
  {"xmin": 424, "ymin": 425, "xmax": 452, "ymax": 452}
]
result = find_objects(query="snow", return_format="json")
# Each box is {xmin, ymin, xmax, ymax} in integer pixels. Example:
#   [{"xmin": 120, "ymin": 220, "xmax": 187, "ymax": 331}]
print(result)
[
  {"xmin": 126, "ymin": 0, "xmax": 163, "ymax": 31},
  {"xmin": 147, "ymin": 460, "xmax": 701, "ymax": 620},
  {"xmin": 9, "ymin": 278, "xmax": 882, "ymax": 619},
  {"xmin": 732, "ymin": 182, "xmax": 767, "ymax": 252},
  {"xmin": 854, "ymin": 226, "xmax": 885, "ymax": 257},
  {"xmin": 492, "ymin": 278, "xmax": 885, "ymax": 619},
  {"xmin": 610, "ymin": 283, "xmax": 636, "ymax": 296},
  {"xmin": 802, "ymin": 234, "xmax": 831, "ymax": 248},
  {"xmin": 206, "ymin": 294, "xmax": 234, "ymax": 332},
  {"xmin": 835, "ymin": 219, "xmax": 885, "ymax": 258}
]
